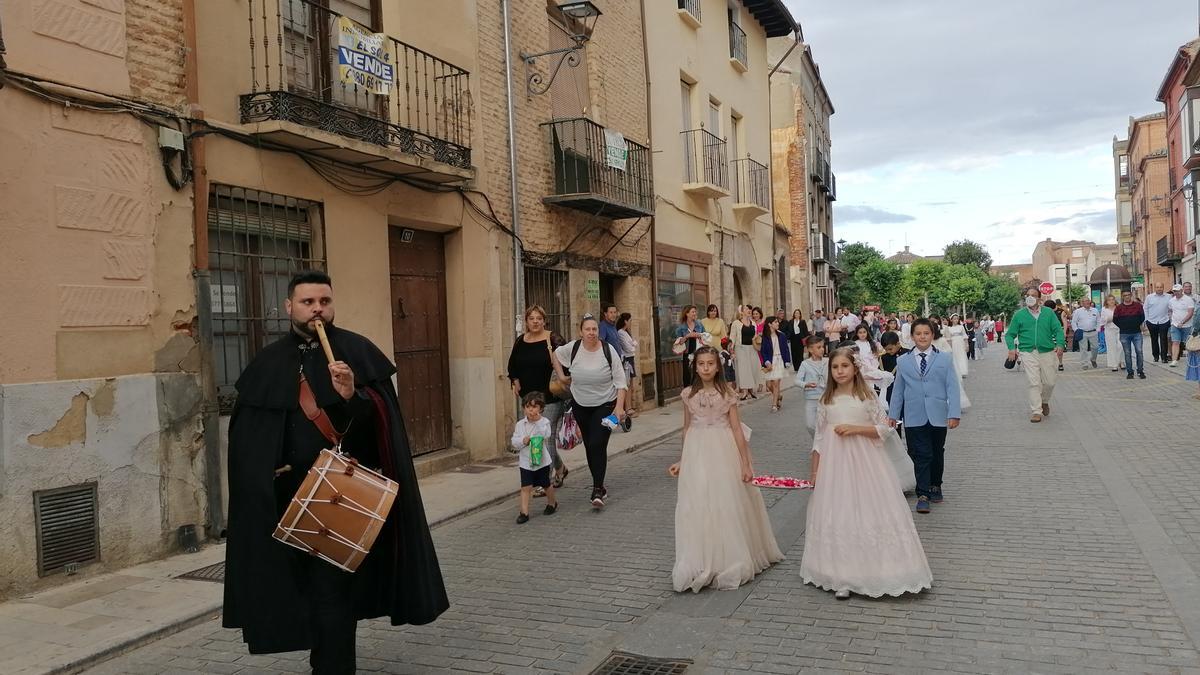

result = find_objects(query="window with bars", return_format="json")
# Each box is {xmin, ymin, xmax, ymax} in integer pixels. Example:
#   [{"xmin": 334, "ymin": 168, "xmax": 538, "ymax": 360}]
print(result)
[
  {"xmin": 208, "ymin": 185, "xmax": 325, "ymax": 411},
  {"xmin": 524, "ymin": 267, "xmax": 570, "ymax": 338}
]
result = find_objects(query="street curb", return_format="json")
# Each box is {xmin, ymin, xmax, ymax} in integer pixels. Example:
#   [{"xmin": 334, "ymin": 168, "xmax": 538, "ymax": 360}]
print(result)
[{"xmin": 46, "ymin": 605, "xmax": 222, "ymax": 675}]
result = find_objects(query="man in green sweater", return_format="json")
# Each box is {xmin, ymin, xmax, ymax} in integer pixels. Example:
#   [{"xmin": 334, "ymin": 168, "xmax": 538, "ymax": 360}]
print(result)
[{"xmin": 1005, "ymin": 287, "xmax": 1066, "ymax": 422}]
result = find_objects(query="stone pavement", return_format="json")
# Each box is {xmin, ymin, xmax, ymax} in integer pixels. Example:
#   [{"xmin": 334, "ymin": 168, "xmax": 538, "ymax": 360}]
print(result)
[
  {"xmin": 55, "ymin": 352, "xmax": 1200, "ymax": 672},
  {"xmin": 0, "ymin": 386, "xmax": 703, "ymax": 675}
]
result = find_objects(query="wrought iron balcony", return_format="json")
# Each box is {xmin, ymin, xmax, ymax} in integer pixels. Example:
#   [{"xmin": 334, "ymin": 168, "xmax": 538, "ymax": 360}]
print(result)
[
  {"xmin": 812, "ymin": 149, "xmax": 826, "ymax": 184},
  {"xmin": 541, "ymin": 118, "xmax": 654, "ymax": 219},
  {"xmin": 811, "ymin": 232, "xmax": 838, "ymax": 266},
  {"xmin": 731, "ymin": 157, "xmax": 769, "ymax": 218},
  {"xmin": 828, "ymin": 172, "xmax": 836, "ymax": 201},
  {"xmin": 677, "ymin": 0, "xmax": 702, "ymax": 27},
  {"xmin": 681, "ymin": 128, "xmax": 729, "ymax": 198},
  {"xmin": 1157, "ymin": 234, "xmax": 1182, "ymax": 266},
  {"xmin": 729, "ymin": 22, "xmax": 748, "ymax": 72},
  {"xmin": 238, "ymin": 0, "xmax": 472, "ymax": 178}
]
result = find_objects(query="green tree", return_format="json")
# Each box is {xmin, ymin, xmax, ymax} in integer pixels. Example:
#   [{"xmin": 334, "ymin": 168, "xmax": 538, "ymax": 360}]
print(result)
[
  {"xmin": 902, "ymin": 260, "xmax": 950, "ymax": 315},
  {"xmin": 835, "ymin": 242, "xmax": 884, "ymax": 309},
  {"xmin": 1062, "ymin": 283, "xmax": 1087, "ymax": 302},
  {"xmin": 853, "ymin": 260, "xmax": 905, "ymax": 310},
  {"xmin": 942, "ymin": 239, "xmax": 993, "ymax": 272},
  {"xmin": 980, "ymin": 274, "xmax": 1023, "ymax": 317},
  {"xmin": 945, "ymin": 275, "xmax": 985, "ymax": 316}
]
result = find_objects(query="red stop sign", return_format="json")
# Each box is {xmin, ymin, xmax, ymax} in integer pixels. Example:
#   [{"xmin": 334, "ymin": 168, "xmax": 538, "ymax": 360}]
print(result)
[{"xmin": 1038, "ymin": 282, "xmax": 1054, "ymax": 295}]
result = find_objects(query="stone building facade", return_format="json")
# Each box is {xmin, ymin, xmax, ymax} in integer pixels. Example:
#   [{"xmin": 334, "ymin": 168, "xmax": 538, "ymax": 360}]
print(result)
[
  {"xmin": 0, "ymin": 0, "xmax": 204, "ymax": 596},
  {"xmin": 770, "ymin": 38, "xmax": 836, "ymax": 316},
  {"xmin": 1127, "ymin": 112, "xmax": 1176, "ymax": 293}
]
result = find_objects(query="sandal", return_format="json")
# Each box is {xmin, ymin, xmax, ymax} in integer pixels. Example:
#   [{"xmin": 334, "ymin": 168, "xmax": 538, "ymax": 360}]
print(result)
[{"xmin": 552, "ymin": 466, "xmax": 569, "ymax": 489}]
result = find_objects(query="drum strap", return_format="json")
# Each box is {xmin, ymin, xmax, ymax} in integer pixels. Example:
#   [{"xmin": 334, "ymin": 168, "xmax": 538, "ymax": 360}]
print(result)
[{"xmin": 299, "ymin": 374, "xmax": 343, "ymax": 447}]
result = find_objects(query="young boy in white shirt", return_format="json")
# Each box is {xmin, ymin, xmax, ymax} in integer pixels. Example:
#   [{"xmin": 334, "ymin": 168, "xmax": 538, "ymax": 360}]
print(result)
[{"xmin": 511, "ymin": 392, "xmax": 557, "ymax": 523}]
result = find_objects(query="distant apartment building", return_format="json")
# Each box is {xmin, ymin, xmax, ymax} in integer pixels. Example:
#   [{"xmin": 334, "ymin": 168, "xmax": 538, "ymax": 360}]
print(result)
[
  {"xmin": 1030, "ymin": 239, "xmax": 1121, "ymax": 301},
  {"xmin": 1113, "ymin": 136, "xmax": 1134, "ymax": 270},
  {"xmin": 1155, "ymin": 37, "xmax": 1200, "ymax": 289},
  {"xmin": 1126, "ymin": 112, "xmax": 1175, "ymax": 292},
  {"xmin": 770, "ymin": 36, "xmax": 838, "ymax": 315}
]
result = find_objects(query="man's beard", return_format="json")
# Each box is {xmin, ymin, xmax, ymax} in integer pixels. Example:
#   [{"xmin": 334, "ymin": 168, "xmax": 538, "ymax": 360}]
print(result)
[{"xmin": 291, "ymin": 317, "xmax": 332, "ymax": 338}]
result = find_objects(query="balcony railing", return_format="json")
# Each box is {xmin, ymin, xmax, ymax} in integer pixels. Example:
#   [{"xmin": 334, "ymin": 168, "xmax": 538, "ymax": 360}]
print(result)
[
  {"xmin": 541, "ymin": 118, "xmax": 654, "ymax": 219},
  {"xmin": 729, "ymin": 22, "xmax": 747, "ymax": 69},
  {"xmin": 732, "ymin": 157, "xmax": 769, "ymax": 214},
  {"xmin": 239, "ymin": 0, "xmax": 472, "ymax": 171},
  {"xmin": 828, "ymin": 172, "xmax": 837, "ymax": 201},
  {"xmin": 681, "ymin": 128, "xmax": 729, "ymax": 196},
  {"xmin": 812, "ymin": 149, "xmax": 826, "ymax": 183},
  {"xmin": 678, "ymin": 0, "xmax": 701, "ymax": 24},
  {"xmin": 1157, "ymin": 233, "xmax": 1182, "ymax": 266},
  {"xmin": 811, "ymin": 232, "xmax": 838, "ymax": 266}
]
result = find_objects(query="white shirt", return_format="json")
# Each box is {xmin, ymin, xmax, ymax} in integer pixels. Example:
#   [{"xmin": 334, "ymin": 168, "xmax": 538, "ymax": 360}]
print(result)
[
  {"xmin": 842, "ymin": 312, "xmax": 861, "ymax": 332},
  {"xmin": 511, "ymin": 417, "xmax": 554, "ymax": 471},
  {"xmin": 555, "ymin": 341, "xmax": 627, "ymax": 407},
  {"xmin": 1144, "ymin": 293, "xmax": 1171, "ymax": 324},
  {"xmin": 1071, "ymin": 306, "xmax": 1099, "ymax": 332},
  {"xmin": 900, "ymin": 323, "xmax": 914, "ymax": 349},
  {"xmin": 617, "ymin": 328, "xmax": 638, "ymax": 359},
  {"xmin": 1168, "ymin": 295, "xmax": 1196, "ymax": 327}
]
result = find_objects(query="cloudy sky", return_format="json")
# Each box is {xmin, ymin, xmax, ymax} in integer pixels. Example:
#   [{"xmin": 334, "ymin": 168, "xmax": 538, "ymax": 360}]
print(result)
[{"xmin": 784, "ymin": 0, "xmax": 1197, "ymax": 264}]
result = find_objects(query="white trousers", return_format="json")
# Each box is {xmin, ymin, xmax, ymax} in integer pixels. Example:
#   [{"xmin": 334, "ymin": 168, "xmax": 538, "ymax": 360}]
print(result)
[{"xmin": 1023, "ymin": 350, "xmax": 1058, "ymax": 414}]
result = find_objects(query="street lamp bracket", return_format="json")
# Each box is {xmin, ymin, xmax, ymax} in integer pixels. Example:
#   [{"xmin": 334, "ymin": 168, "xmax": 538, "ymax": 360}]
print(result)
[{"xmin": 520, "ymin": 2, "xmax": 602, "ymax": 98}]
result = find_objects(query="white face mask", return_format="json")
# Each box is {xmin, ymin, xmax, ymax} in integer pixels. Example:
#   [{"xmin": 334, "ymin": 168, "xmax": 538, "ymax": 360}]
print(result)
[{"xmin": 1025, "ymin": 296, "xmax": 1038, "ymax": 307}]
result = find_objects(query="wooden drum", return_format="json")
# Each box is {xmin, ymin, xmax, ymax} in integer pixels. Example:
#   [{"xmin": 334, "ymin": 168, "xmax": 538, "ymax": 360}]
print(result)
[{"xmin": 273, "ymin": 449, "xmax": 399, "ymax": 572}]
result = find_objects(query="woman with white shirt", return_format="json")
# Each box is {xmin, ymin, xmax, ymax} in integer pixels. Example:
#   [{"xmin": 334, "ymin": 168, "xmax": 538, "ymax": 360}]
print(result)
[
  {"xmin": 1101, "ymin": 295, "xmax": 1123, "ymax": 372},
  {"xmin": 616, "ymin": 312, "xmax": 640, "ymax": 417},
  {"xmin": 554, "ymin": 316, "xmax": 627, "ymax": 510}
]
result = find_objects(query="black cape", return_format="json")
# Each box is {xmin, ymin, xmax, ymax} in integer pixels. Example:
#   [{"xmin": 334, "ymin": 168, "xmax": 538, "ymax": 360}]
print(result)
[{"xmin": 222, "ymin": 326, "xmax": 449, "ymax": 654}]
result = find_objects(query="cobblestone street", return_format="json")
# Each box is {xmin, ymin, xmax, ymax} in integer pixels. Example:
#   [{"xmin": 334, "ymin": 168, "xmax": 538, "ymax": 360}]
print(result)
[{"xmin": 85, "ymin": 349, "xmax": 1200, "ymax": 674}]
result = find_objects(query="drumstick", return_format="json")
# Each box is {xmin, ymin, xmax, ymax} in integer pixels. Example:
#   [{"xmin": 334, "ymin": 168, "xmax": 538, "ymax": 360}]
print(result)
[{"xmin": 312, "ymin": 319, "xmax": 336, "ymax": 363}]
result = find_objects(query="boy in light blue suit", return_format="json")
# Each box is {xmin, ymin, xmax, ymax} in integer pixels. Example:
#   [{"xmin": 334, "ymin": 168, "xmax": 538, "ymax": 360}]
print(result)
[{"xmin": 887, "ymin": 318, "xmax": 961, "ymax": 514}]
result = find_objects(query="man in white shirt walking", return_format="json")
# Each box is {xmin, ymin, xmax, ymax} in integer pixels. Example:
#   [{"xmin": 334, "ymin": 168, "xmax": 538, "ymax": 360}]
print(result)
[
  {"xmin": 841, "ymin": 307, "xmax": 861, "ymax": 335},
  {"xmin": 1167, "ymin": 284, "xmax": 1196, "ymax": 366},
  {"xmin": 1143, "ymin": 283, "xmax": 1172, "ymax": 364},
  {"xmin": 1071, "ymin": 297, "xmax": 1100, "ymax": 369}
]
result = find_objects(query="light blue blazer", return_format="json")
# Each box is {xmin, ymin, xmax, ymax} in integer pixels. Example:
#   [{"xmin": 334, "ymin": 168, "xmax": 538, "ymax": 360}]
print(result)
[{"xmin": 887, "ymin": 348, "xmax": 961, "ymax": 427}]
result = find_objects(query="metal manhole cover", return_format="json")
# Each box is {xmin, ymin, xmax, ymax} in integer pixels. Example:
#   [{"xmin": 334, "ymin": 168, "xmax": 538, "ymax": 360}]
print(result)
[
  {"xmin": 176, "ymin": 561, "xmax": 225, "ymax": 583},
  {"xmin": 590, "ymin": 652, "xmax": 691, "ymax": 675}
]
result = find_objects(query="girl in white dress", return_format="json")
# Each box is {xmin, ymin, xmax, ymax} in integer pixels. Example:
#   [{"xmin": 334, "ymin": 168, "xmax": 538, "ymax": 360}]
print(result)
[
  {"xmin": 932, "ymin": 322, "xmax": 971, "ymax": 411},
  {"xmin": 945, "ymin": 314, "xmax": 969, "ymax": 377},
  {"xmin": 800, "ymin": 346, "xmax": 932, "ymax": 600},
  {"xmin": 669, "ymin": 347, "xmax": 784, "ymax": 593},
  {"xmin": 1101, "ymin": 295, "xmax": 1123, "ymax": 372},
  {"xmin": 852, "ymin": 324, "xmax": 881, "ymax": 372}
]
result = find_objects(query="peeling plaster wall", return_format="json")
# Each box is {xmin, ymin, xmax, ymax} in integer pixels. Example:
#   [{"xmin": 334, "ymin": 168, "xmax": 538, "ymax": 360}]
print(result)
[{"xmin": 0, "ymin": 374, "xmax": 205, "ymax": 598}]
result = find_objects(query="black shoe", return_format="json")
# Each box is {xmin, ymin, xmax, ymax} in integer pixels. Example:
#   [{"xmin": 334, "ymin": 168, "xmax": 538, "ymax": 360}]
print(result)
[
  {"xmin": 516, "ymin": 513, "xmax": 529, "ymax": 524},
  {"xmin": 552, "ymin": 466, "xmax": 569, "ymax": 489},
  {"xmin": 1058, "ymin": 364, "xmax": 1064, "ymax": 371},
  {"xmin": 1138, "ymin": 372, "xmax": 1146, "ymax": 379},
  {"xmin": 1127, "ymin": 372, "xmax": 1134, "ymax": 379},
  {"xmin": 543, "ymin": 502, "xmax": 558, "ymax": 516},
  {"xmin": 590, "ymin": 488, "xmax": 605, "ymax": 509}
]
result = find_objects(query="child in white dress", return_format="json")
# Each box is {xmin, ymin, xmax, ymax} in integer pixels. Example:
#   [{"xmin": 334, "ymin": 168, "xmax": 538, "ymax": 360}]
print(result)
[
  {"xmin": 800, "ymin": 346, "xmax": 932, "ymax": 600},
  {"xmin": 669, "ymin": 347, "xmax": 784, "ymax": 592}
]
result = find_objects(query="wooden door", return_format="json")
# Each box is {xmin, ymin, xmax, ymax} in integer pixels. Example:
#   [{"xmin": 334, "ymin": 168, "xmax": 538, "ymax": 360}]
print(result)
[{"xmin": 388, "ymin": 228, "xmax": 451, "ymax": 456}]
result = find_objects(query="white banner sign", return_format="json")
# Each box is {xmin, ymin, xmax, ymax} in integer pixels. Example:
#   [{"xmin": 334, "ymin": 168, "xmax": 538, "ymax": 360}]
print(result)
[
  {"xmin": 336, "ymin": 16, "xmax": 394, "ymax": 95},
  {"xmin": 603, "ymin": 128, "xmax": 627, "ymax": 171}
]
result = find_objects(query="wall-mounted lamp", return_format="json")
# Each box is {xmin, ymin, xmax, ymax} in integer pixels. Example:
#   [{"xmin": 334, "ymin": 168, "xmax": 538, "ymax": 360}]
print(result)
[
  {"xmin": 1183, "ymin": 183, "xmax": 1195, "ymax": 204},
  {"xmin": 520, "ymin": 2, "xmax": 602, "ymax": 97}
]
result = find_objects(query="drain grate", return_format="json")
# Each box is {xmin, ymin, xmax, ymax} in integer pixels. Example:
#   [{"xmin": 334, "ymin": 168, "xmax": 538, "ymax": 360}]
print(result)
[
  {"xmin": 590, "ymin": 652, "xmax": 691, "ymax": 675},
  {"xmin": 176, "ymin": 561, "xmax": 225, "ymax": 583}
]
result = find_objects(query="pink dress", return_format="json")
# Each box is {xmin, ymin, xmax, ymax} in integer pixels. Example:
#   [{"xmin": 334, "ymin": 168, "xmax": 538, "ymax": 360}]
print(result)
[
  {"xmin": 673, "ymin": 387, "xmax": 784, "ymax": 592},
  {"xmin": 800, "ymin": 394, "xmax": 932, "ymax": 597}
]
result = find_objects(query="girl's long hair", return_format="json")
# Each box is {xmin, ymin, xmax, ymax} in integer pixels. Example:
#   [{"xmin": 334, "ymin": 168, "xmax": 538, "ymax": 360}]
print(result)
[
  {"xmin": 688, "ymin": 346, "xmax": 735, "ymax": 398},
  {"xmin": 820, "ymin": 346, "xmax": 876, "ymax": 405}
]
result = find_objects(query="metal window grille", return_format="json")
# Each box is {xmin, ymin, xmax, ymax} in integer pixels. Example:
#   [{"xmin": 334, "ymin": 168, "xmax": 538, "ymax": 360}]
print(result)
[
  {"xmin": 34, "ymin": 483, "xmax": 99, "ymax": 577},
  {"xmin": 681, "ymin": 129, "xmax": 728, "ymax": 188},
  {"xmin": 208, "ymin": 185, "xmax": 325, "ymax": 411},
  {"xmin": 524, "ymin": 267, "xmax": 570, "ymax": 338},
  {"xmin": 728, "ymin": 20, "xmax": 747, "ymax": 66},
  {"xmin": 677, "ymin": 0, "xmax": 701, "ymax": 22}
]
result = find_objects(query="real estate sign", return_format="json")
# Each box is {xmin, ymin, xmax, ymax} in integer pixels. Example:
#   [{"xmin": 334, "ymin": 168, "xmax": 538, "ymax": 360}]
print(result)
[{"xmin": 336, "ymin": 17, "xmax": 394, "ymax": 95}]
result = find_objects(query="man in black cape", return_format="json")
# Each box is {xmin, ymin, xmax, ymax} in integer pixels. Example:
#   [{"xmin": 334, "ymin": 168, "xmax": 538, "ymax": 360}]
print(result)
[{"xmin": 223, "ymin": 270, "xmax": 448, "ymax": 673}]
